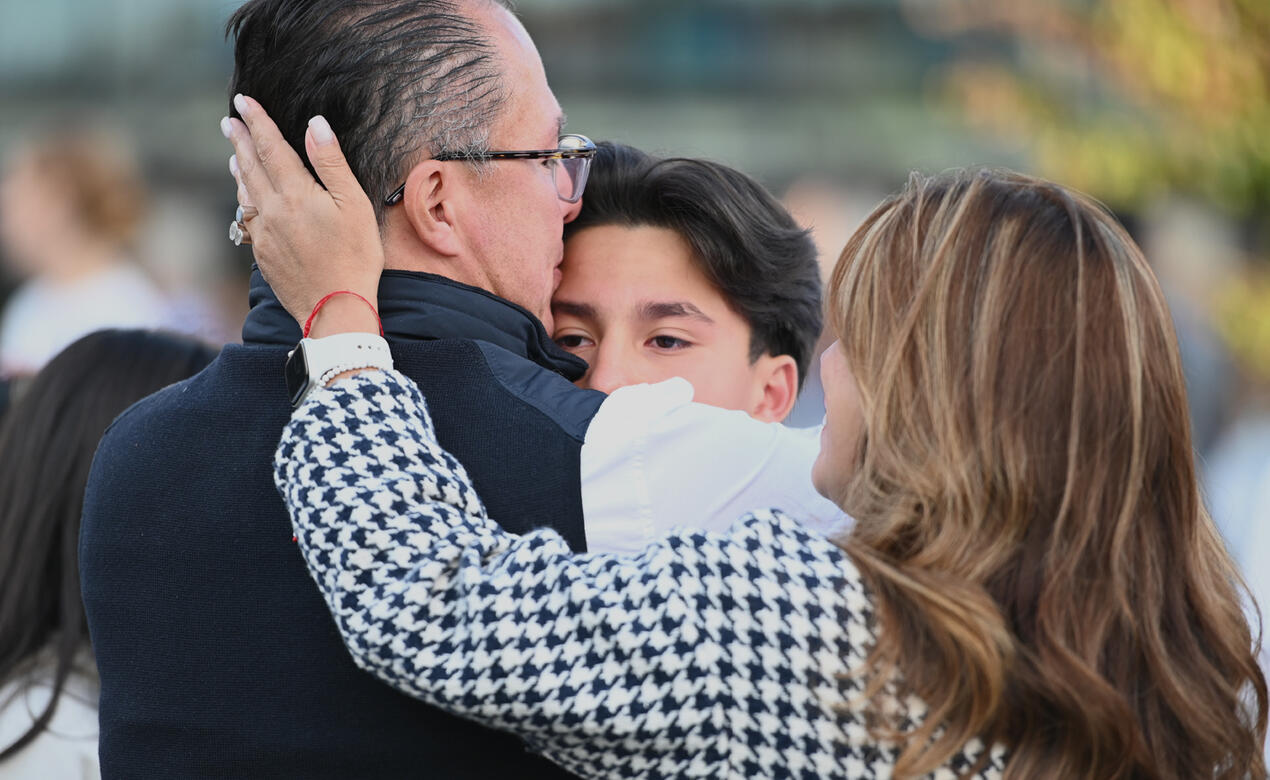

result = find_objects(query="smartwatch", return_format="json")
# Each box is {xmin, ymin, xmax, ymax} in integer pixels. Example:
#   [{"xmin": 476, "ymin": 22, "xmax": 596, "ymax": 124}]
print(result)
[{"xmin": 285, "ymin": 333, "xmax": 394, "ymax": 408}]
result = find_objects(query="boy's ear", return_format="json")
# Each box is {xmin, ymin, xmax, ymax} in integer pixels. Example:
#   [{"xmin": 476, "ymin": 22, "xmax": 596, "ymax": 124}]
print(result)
[
  {"xmin": 748, "ymin": 354, "xmax": 799, "ymax": 423},
  {"xmin": 400, "ymin": 160, "xmax": 463, "ymax": 258}
]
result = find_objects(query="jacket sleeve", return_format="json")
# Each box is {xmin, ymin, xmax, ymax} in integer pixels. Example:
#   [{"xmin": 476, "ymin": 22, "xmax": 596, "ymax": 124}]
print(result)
[{"xmin": 273, "ymin": 369, "xmax": 735, "ymax": 778}]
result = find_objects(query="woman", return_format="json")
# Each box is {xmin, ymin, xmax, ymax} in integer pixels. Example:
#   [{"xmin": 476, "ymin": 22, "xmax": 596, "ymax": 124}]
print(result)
[
  {"xmin": 231, "ymin": 108, "xmax": 1267, "ymax": 777},
  {"xmin": 0, "ymin": 329, "xmax": 216, "ymax": 777},
  {"xmin": 0, "ymin": 125, "xmax": 174, "ymax": 376}
]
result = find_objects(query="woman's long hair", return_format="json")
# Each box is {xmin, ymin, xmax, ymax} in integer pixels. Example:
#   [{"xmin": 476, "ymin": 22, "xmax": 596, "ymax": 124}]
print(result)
[
  {"xmin": 828, "ymin": 169, "xmax": 1267, "ymax": 778},
  {"xmin": 0, "ymin": 329, "xmax": 215, "ymax": 762}
]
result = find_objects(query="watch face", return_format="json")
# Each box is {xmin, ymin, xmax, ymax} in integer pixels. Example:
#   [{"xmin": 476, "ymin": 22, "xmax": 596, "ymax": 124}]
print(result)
[{"xmin": 284, "ymin": 344, "xmax": 310, "ymax": 407}]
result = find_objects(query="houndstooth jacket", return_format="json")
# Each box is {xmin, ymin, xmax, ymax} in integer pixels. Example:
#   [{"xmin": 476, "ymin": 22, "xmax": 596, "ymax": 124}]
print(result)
[{"xmin": 274, "ymin": 370, "xmax": 1008, "ymax": 779}]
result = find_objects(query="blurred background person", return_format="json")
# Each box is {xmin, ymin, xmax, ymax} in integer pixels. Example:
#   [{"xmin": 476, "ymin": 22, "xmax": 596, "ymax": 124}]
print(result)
[
  {"xmin": 0, "ymin": 124, "xmax": 175, "ymax": 376},
  {"xmin": 0, "ymin": 329, "xmax": 215, "ymax": 779},
  {"xmin": 1204, "ymin": 266, "xmax": 1270, "ymax": 762}
]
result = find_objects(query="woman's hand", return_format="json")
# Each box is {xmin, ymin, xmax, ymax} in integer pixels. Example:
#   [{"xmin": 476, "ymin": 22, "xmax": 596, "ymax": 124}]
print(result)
[{"xmin": 221, "ymin": 95, "xmax": 384, "ymax": 334}]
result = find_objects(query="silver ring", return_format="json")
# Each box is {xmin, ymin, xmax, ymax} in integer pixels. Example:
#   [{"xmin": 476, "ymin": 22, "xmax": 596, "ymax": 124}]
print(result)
[
  {"xmin": 236, "ymin": 204, "xmax": 260, "ymax": 223},
  {"xmin": 229, "ymin": 220, "xmax": 249, "ymax": 247}
]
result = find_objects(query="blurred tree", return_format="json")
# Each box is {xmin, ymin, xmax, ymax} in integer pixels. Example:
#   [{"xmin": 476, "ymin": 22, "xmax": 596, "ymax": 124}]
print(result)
[
  {"xmin": 1216, "ymin": 269, "xmax": 1270, "ymax": 384},
  {"xmin": 901, "ymin": 0, "xmax": 1270, "ymax": 215},
  {"xmin": 903, "ymin": 0, "xmax": 1270, "ymax": 384}
]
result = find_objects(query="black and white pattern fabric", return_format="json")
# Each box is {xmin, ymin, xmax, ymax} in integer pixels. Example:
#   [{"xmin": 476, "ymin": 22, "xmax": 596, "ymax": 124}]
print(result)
[{"xmin": 274, "ymin": 370, "xmax": 1008, "ymax": 779}]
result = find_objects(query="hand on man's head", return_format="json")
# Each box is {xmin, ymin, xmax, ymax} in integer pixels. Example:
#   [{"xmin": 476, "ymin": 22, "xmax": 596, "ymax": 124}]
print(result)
[{"xmin": 223, "ymin": 95, "xmax": 384, "ymax": 327}]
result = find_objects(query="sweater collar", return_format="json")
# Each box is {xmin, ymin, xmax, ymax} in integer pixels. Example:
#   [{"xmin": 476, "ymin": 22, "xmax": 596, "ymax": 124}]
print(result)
[{"xmin": 240, "ymin": 267, "xmax": 588, "ymax": 380}]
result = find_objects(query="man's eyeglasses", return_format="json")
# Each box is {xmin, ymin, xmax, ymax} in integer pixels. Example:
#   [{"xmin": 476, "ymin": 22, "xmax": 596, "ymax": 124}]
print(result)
[{"xmin": 384, "ymin": 133, "xmax": 597, "ymax": 207}]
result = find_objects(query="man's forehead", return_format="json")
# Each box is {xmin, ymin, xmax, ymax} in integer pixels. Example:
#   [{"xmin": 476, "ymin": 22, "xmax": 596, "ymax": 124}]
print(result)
[
  {"xmin": 472, "ymin": 0, "xmax": 563, "ymax": 144},
  {"xmin": 505, "ymin": 108, "xmax": 561, "ymax": 147},
  {"xmin": 485, "ymin": 0, "xmax": 532, "ymax": 43}
]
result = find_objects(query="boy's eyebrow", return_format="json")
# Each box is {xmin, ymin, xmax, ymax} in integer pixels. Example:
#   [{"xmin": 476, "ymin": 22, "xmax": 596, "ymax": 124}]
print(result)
[
  {"xmin": 639, "ymin": 301, "xmax": 715, "ymax": 324},
  {"xmin": 551, "ymin": 300, "xmax": 596, "ymax": 319}
]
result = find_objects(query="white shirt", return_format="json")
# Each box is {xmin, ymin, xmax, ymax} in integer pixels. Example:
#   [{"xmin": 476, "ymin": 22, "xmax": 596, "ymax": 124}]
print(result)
[
  {"xmin": 0, "ymin": 264, "xmax": 171, "ymax": 376},
  {"xmin": 0, "ymin": 653, "xmax": 100, "ymax": 780},
  {"xmin": 1205, "ymin": 414, "xmax": 1270, "ymax": 762},
  {"xmin": 581, "ymin": 377, "xmax": 849, "ymax": 554}
]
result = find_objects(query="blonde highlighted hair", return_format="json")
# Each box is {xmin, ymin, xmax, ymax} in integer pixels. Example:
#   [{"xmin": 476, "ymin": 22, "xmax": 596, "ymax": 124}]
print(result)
[
  {"xmin": 829, "ymin": 169, "xmax": 1267, "ymax": 778},
  {"xmin": 17, "ymin": 123, "xmax": 147, "ymax": 247}
]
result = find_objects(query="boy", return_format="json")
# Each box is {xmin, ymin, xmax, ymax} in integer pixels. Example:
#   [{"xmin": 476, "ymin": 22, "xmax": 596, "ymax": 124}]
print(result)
[{"xmin": 554, "ymin": 143, "xmax": 822, "ymax": 423}]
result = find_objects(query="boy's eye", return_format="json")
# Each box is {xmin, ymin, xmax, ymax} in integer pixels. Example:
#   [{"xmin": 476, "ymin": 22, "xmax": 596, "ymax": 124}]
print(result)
[
  {"xmin": 555, "ymin": 334, "xmax": 591, "ymax": 349},
  {"xmin": 649, "ymin": 335, "xmax": 689, "ymax": 350}
]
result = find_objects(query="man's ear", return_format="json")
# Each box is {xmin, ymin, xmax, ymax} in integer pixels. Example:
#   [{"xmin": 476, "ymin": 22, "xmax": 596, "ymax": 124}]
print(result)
[
  {"xmin": 400, "ymin": 160, "xmax": 463, "ymax": 258},
  {"xmin": 748, "ymin": 354, "xmax": 799, "ymax": 423}
]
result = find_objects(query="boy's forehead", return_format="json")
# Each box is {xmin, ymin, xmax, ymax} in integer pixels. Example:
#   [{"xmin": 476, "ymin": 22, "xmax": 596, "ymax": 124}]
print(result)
[
  {"xmin": 560, "ymin": 226, "xmax": 717, "ymax": 304},
  {"xmin": 556, "ymin": 226, "xmax": 756, "ymax": 339}
]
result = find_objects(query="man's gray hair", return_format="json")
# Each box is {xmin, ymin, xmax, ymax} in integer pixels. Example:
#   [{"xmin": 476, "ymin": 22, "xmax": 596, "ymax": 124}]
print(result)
[{"xmin": 228, "ymin": 0, "xmax": 513, "ymax": 223}]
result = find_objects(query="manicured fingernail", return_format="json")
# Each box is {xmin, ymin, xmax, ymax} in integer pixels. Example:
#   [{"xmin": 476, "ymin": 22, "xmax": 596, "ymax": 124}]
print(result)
[
  {"xmin": 229, "ymin": 155, "xmax": 240, "ymax": 178},
  {"xmin": 308, "ymin": 115, "xmax": 334, "ymax": 145},
  {"xmin": 220, "ymin": 116, "xmax": 233, "ymax": 139},
  {"xmin": 233, "ymin": 94, "xmax": 249, "ymax": 116}
]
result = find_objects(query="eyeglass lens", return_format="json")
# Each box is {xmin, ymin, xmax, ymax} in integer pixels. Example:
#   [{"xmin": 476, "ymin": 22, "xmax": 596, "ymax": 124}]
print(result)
[
  {"xmin": 556, "ymin": 156, "xmax": 590, "ymax": 203},
  {"xmin": 551, "ymin": 135, "xmax": 593, "ymax": 203}
]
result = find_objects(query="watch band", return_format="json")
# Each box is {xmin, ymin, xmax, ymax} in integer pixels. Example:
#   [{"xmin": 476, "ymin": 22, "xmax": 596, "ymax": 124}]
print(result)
[
  {"xmin": 317, "ymin": 361, "xmax": 385, "ymax": 387},
  {"xmin": 286, "ymin": 333, "xmax": 394, "ymax": 409}
]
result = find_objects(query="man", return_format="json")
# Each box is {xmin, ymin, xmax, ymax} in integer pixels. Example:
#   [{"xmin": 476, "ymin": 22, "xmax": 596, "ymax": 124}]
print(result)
[{"xmin": 80, "ymin": 2, "xmax": 838, "ymax": 778}]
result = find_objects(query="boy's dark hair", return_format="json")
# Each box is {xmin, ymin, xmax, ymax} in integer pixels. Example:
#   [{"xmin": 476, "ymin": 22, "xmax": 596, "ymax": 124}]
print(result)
[
  {"xmin": 227, "ymin": 0, "xmax": 508, "ymax": 224},
  {"xmin": 565, "ymin": 143, "xmax": 823, "ymax": 387},
  {"xmin": 0, "ymin": 330, "xmax": 216, "ymax": 762}
]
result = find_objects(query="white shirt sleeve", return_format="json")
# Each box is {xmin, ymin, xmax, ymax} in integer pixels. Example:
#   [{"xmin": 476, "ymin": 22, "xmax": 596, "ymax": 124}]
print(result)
[{"xmin": 580, "ymin": 377, "xmax": 851, "ymax": 555}]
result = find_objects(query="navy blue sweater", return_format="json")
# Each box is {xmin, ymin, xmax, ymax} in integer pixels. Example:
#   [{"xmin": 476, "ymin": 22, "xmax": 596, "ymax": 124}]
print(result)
[{"xmin": 79, "ymin": 270, "xmax": 605, "ymax": 779}]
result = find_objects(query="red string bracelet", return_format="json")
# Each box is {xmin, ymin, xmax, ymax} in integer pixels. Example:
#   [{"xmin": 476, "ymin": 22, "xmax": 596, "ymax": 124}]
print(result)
[{"xmin": 303, "ymin": 291, "xmax": 384, "ymax": 338}]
